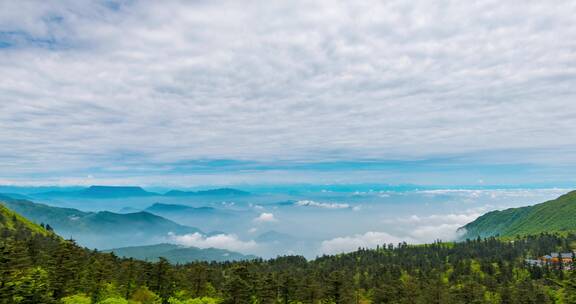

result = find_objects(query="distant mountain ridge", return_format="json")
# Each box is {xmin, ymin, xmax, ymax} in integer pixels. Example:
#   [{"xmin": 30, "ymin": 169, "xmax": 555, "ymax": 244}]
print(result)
[
  {"xmin": 34, "ymin": 185, "xmax": 158, "ymax": 198},
  {"xmin": 104, "ymin": 243, "xmax": 257, "ymax": 263},
  {"xmin": 459, "ymin": 190, "xmax": 576, "ymax": 239},
  {"xmin": 32, "ymin": 185, "xmax": 250, "ymax": 199}
]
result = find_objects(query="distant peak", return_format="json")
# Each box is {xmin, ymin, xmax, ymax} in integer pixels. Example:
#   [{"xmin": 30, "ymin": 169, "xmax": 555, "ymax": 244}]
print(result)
[{"xmin": 81, "ymin": 185, "xmax": 157, "ymax": 197}]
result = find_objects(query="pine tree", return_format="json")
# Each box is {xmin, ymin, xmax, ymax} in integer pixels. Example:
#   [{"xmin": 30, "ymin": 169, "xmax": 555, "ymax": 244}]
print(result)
[
  {"xmin": 50, "ymin": 241, "xmax": 82, "ymax": 299},
  {"xmin": 223, "ymin": 268, "xmax": 252, "ymax": 304},
  {"xmin": 325, "ymin": 271, "xmax": 355, "ymax": 304},
  {"xmin": 151, "ymin": 257, "xmax": 174, "ymax": 304},
  {"xmin": 256, "ymin": 273, "xmax": 277, "ymax": 304},
  {"xmin": 15, "ymin": 267, "xmax": 54, "ymax": 304}
]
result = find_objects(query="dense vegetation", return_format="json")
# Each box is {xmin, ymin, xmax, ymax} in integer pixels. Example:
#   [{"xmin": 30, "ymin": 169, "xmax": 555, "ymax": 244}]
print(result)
[
  {"xmin": 461, "ymin": 191, "xmax": 576, "ymax": 239},
  {"xmin": 4, "ymin": 201, "xmax": 576, "ymax": 303}
]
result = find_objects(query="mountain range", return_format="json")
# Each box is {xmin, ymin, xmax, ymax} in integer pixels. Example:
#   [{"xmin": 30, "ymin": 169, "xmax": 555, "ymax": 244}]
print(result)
[
  {"xmin": 32, "ymin": 185, "xmax": 250, "ymax": 199},
  {"xmin": 0, "ymin": 194, "xmax": 201, "ymax": 235},
  {"xmin": 0, "ymin": 194, "xmax": 256, "ymax": 261}
]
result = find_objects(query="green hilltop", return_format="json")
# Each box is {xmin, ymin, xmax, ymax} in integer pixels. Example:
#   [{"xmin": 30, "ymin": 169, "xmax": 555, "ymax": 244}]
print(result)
[
  {"xmin": 0, "ymin": 202, "xmax": 52, "ymax": 237},
  {"xmin": 460, "ymin": 190, "xmax": 576, "ymax": 239}
]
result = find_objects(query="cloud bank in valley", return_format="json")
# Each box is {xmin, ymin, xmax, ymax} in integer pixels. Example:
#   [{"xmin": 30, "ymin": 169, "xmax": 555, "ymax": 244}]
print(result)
[
  {"xmin": 168, "ymin": 232, "xmax": 258, "ymax": 253},
  {"xmin": 320, "ymin": 211, "xmax": 479, "ymax": 255},
  {"xmin": 295, "ymin": 200, "xmax": 350, "ymax": 209}
]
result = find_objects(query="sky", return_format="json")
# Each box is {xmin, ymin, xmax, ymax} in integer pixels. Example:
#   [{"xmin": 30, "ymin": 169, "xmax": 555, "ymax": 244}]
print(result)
[{"xmin": 1, "ymin": 0, "xmax": 576, "ymax": 187}]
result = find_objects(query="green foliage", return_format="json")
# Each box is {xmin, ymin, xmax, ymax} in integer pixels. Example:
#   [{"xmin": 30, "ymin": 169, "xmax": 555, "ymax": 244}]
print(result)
[
  {"xmin": 61, "ymin": 294, "xmax": 92, "ymax": 304},
  {"xmin": 97, "ymin": 297, "xmax": 129, "ymax": 304},
  {"xmin": 130, "ymin": 286, "xmax": 161, "ymax": 304},
  {"xmin": 12, "ymin": 267, "xmax": 53, "ymax": 303},
  {"xmin": 564, "ymin": 272, "xmax": 576, "ymax": 304},
  {"xmin": 168, "ymin": 296, "xmax": 220, "ymax": 304}
]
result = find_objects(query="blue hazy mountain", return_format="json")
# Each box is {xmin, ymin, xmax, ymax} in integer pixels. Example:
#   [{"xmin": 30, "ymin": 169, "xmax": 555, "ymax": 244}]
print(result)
[
  {"xmin": 33, "ymin": 185, "xmax": 159, "ymax": 199},
  {"xmin": 0, "ymin": 195, "xmax": 203, "ymax": 248},
  {"xmin": 104, "ymin": 243, "xmax": 257, "ymax": 263},
  {"xmin": 142, "ymin": 202, "xmax": 241, "ymax": 230},
  {"xmin": 31, "ymin": 185, "xmax": 250, "ymax": 199},
  {"xmin": 0, "ymin": 192, "xmax": 33, "ymax": 200},
  {"xmin": 255, "ymin": 230, "xmax": 297, "ymax": 243}
]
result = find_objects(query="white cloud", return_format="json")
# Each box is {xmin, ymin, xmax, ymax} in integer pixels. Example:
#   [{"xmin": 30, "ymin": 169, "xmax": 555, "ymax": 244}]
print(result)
[
  {"xmin": 320, "ymin": 231, "xmax": 416, "ymax": 255},
  {"xmin": 1, "ymin": 1, "xmax": 576, "ymax": 184},
  {"xmin": 254, "ymin": 212, "xmax": 277, "ymax": 223},
  {"xmin": 410, "ymin": 224, "xmax": 467, "ymax": 241},
  {"xmin": 168, "ymin": 232, "xmax": 257, "ymax": 253},
  {"xmin": 296, "ymin": 200, "xmax": 350, "ymax": 209},
  {"xmin": 321, "ymin": 209, "xmax": 484, "ymax": 254},
  {"xmin": 390, "ymin": 212, "xmax": 483, "ymax": 225}
]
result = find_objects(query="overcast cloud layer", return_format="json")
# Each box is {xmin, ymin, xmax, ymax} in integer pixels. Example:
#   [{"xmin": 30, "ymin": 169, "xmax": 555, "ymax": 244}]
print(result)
[{"xmin": 1, "ymin": 0, "xmax": 576, "ymax": 185}]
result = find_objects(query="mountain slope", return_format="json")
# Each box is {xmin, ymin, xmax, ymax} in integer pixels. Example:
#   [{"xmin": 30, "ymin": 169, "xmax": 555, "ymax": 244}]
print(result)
[
  {"xmin": 105, "ymin": 243, "xmax": 257, "ymax": 263},
  {"xmin": 460, "ymin": 190, "xmax": 576, "ymax": 239}
]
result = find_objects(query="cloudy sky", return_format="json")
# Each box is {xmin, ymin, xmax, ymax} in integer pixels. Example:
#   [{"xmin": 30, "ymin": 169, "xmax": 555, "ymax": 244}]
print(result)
[{"xmin": 1, "ymin": 0, "xmax": 576, "ymax": 186}]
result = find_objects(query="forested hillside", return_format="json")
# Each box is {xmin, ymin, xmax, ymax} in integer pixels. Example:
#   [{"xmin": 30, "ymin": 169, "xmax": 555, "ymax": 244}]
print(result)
[
  {"xmin": 3, "ymin": 202, "xmax": 576, "ymax": 303},
  {"xmin": 460, "ymin": 190, "xmax": 576, "ymax": 239}
]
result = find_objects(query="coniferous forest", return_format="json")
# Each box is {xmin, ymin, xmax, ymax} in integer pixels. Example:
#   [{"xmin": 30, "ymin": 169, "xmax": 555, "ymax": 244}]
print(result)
[{"xmin": 3, "ymin": 203, "xmax": 576, "ymax": 304}]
